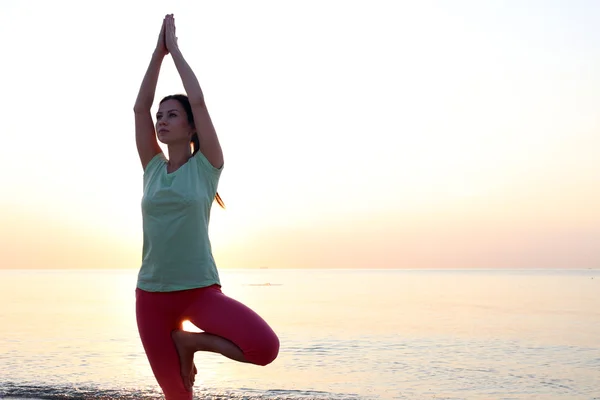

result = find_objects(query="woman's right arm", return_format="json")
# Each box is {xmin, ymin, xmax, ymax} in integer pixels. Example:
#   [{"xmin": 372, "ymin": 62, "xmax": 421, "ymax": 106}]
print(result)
[{"xmin": 134, "ymin": 18, "xmax": 168, "ymax": 170}]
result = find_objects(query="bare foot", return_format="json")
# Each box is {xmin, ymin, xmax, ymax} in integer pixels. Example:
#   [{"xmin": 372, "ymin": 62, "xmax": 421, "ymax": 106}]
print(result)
[
  {"xmin": 191, "ymin": 361, "xmax": 197, "ymax": 385},
  {"xmin": 172, "ymin": 330, "xmax": 197, "ymax": 391}
]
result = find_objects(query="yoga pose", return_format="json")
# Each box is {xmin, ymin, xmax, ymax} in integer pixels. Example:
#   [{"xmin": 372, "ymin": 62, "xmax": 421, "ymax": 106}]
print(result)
[{"xmin": 133, "ymin": 14, "xmax": 279, "ymax": 399}]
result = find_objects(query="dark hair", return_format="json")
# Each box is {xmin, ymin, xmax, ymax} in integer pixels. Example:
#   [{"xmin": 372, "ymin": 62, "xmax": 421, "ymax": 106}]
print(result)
[{"xmin": 160, "ymin": 94, "xmax": 225, "ymax": 209}]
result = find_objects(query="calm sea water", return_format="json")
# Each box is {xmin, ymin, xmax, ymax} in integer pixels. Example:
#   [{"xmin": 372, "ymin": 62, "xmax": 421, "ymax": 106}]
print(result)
[{"xmin": 0, "ymin": 268, "xmax": 599, "ymax": 400}]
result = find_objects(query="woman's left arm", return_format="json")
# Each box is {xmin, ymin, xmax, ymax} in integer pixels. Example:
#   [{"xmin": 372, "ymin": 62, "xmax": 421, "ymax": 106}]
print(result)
[{"xmin": 166, "ymin": 14, "xmax": 223, "ymax": 169}]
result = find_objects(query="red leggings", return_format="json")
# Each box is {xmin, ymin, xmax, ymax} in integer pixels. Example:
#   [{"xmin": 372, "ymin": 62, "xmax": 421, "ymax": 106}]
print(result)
[{"xmin": 135, "ymin": 285, "xmax": 279, "ymax": 400}]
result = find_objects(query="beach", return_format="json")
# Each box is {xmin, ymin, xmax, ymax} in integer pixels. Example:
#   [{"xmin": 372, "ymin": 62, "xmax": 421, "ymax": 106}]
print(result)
[{"xmin": 1, "ymin": 268, "xmax": 599, "ymax": 399}]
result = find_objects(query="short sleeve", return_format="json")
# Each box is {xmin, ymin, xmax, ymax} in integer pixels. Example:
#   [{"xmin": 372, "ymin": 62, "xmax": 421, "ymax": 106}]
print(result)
[
  {"xmin": 143, "ymin": 152, "xmax": 166, "ymax": 186},
  {"xmin": 193, "ymin": 150, "xmax": 223, "ymax": 178}
]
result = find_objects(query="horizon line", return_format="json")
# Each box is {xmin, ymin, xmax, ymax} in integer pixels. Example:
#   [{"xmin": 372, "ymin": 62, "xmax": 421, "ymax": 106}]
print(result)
[{"xmin": 1, "ymin": 267, "xmax": 598, "ymax": 271}]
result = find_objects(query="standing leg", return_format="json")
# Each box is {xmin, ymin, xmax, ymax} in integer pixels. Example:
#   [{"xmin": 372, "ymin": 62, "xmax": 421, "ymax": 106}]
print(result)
[
  {"xmin": 136, "ymin": 288, "xmax": 194, "ymax": 400},
  {"xmin": 171, "ymin": 285, "xmax": 280, "ymax": 390}
]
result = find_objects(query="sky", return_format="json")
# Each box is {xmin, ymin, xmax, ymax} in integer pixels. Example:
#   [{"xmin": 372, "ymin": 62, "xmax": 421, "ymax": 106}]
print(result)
[{"xmin": 1, "ymin": 0, "xmax": 599, "ymax": 270}]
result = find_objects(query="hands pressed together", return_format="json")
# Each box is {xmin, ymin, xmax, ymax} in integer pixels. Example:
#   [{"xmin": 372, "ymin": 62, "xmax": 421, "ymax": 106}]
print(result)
[{"xmin": 156, "ymin": 14, "xmax": 179, "ymax": 56}]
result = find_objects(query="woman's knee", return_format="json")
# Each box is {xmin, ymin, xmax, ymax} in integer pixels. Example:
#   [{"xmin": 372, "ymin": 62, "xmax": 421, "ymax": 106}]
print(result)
[
  {"xmin": 143, "ymin": 346, "xmax": 192, "ymax": 399},
  {"xmin": 246, "ymin": 329, "xmax": 280, "ymax": 366}
]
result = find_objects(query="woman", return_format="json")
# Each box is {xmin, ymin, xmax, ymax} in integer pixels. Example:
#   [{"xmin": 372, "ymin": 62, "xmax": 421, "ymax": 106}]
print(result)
[{"xmin": 133, "ymin": 14, "xmax": 279, "ymax": 399}]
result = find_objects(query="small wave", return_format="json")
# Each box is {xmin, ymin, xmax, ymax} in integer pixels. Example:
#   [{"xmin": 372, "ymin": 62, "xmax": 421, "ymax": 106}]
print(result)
[
  {"xmin": 243, "ymin": 283, "xmax": 283, "ymax": 286},
  {"xmin": 0, "ymin": 382, "xmax": 363, "ymax": 400}
]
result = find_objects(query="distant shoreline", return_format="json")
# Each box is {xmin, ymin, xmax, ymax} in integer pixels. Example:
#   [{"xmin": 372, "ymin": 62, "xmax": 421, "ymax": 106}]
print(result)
[{"xmin": 1, "ymin": 267, "xmax": 598, "ymax": 271}]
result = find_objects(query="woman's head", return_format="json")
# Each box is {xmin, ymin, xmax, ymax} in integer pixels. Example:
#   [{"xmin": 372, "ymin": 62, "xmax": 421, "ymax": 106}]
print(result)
[
  {"xmin": 157, "ymin": 94, "xmax": 224, "ymax": 208},
  {"xmin": 156, "ymin": 94, "xmax": 199, "ymax": 154}
]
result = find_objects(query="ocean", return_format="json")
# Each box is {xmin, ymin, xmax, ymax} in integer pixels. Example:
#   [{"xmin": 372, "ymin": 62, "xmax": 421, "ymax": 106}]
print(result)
[{"xmin": 0, "ymin": 268, "xmax": 598, "ymax": 400}]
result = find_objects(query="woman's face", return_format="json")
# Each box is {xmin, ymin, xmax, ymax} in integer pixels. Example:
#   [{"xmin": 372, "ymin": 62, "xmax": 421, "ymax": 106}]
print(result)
[{"xmin": 155, "ymin": 99, "xmax": 193, "ymax": 145}]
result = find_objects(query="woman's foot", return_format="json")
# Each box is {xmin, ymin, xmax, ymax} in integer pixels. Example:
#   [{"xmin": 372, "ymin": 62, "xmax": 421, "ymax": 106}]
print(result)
[
  {"xmin": 191, "ymin": 362, "xmax": 197, "ymax": 386},
  {"xmin": 171, "ymin": 330, "xmax": 197, "ymax": 391}
]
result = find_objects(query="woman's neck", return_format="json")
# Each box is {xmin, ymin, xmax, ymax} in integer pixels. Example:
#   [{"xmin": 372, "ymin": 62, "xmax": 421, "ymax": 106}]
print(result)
[{"xmin": 167, "ymin": 144, "xmax": 192, "ymax": 171}]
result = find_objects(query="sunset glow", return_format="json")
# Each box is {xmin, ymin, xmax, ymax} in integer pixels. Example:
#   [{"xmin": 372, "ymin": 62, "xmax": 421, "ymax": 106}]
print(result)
[{"xmin": 1, "ymin": 0, "xmax": 599, "ymax": 270}]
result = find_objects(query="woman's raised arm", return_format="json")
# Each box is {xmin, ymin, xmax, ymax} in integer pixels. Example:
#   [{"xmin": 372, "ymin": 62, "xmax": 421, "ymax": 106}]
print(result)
[
  {"xmin": 133, "ymin": 17, "xmax": 169, "ymax": 170},
  {"xmin": 165, "ymin": 14, "xmax": 224, "ymax": 169}
]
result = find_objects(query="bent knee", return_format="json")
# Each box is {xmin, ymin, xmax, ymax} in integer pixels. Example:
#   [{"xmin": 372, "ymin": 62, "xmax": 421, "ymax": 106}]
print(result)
[{"xmin": 246, "ymin": 331, "xmax": 280, "ymax": 366}]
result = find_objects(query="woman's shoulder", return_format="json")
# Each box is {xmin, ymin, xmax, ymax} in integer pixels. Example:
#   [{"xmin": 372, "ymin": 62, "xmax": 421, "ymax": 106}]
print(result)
[
  {"xmin": 145, "ymin": 152, "xmax": 167, "ymax": 171},
  {"xmin": 193, "ymin": 150, "xmax": 223, "ymax": 177},
  {"xmin": 143, "ymin": 152, "xmax": 167, "ymax": 183}
]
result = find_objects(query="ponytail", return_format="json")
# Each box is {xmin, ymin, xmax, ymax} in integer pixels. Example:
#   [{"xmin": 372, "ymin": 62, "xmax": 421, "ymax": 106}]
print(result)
[{"xmin": 191, "ymin": 132, "xmax": 225, "ymax": 209}]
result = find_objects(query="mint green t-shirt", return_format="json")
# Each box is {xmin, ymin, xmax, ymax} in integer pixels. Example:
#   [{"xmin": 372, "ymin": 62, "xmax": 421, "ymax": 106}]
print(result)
[{"xmin": 137, "ymin": 151, "xmax": 223, "ymax": 292}]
